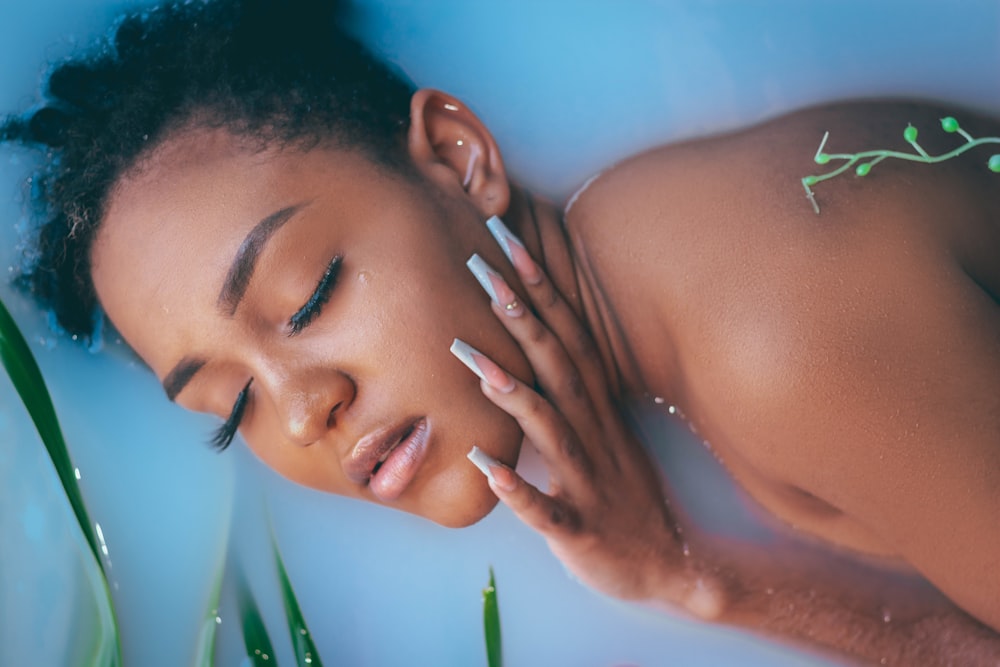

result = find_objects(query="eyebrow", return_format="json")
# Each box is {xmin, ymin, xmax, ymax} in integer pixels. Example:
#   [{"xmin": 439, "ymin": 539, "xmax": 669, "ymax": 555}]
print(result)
[
  {"xmin": 160, "ymin": 202, "xmax": 307, "ymax": 401},
  {"xmin": 163, "ymin": 356, "xmax": 206, "ymax": 402},
  {"xmin": 217, "ymin": 203, "xmax": 305, "ymax": 316}
]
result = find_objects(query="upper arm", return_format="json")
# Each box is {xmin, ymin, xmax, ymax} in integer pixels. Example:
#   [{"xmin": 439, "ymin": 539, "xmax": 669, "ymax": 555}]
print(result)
[{"xmin": 744, "ymin": 223, "xmax": 1000, "ymax": 631}]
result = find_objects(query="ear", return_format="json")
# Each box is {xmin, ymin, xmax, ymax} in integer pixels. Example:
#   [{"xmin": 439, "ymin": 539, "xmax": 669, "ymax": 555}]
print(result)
[{"xmin": 407, "ymin": 89, "xmax": 510, "ymax": 218}]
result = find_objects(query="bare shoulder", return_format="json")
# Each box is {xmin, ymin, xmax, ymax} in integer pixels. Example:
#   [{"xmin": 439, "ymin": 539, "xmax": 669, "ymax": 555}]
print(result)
[
  {"xmin": 566, "ymin": 99, "xmax": 1000, "ymax": 399},
  {"xmin": 568, "ymin": 100, "xmax": 1000, "ymax": 409},
  {"xmin": 567, "ymin": 100, "xmax": 1000, "ymax": 628},
  {"xmin": 567, "ymin": 100, "xmax": 1000, "ymax": 270}
]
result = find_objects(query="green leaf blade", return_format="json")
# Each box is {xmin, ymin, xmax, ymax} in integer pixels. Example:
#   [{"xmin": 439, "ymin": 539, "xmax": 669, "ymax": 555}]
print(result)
[
  {"xmin": 0, "ymin": 299, "xmax": 102, "ymax": 565},
  {"xmin": 238, "ymin": 582, "xmax": 279, "ymax": 667},
  {"xmin": 273, "ymin": 543, "xmax": 323, "ymax": 667},
  {"xmin": 0, "ymin": 298, "xmax": 122, "ymax": 666},
  {"xmin": 483, "ymin": 567, "xmax": 502, "ymax": 667}
]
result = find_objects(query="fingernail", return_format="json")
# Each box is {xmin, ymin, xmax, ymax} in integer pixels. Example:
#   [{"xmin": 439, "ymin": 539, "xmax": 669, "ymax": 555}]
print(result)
[
  {"xmin": 466, "ymin": 253, "xmax": 524, "ymax": 317},
  {"xmin": 467, "ymin": 446, "xmax": 517, "ymax": 492},
  {"xmin": 485, "ymin": 215, "xmax": 542, "ymax": 285},
  {"xmin": 449, "ymin": 338, "xmax": 516, "ymax": 392},
  {"xmin": 485, "ymin": 215, "xmax": 524, "ymax": 263},
  {"xmin": 467, "ymin": 446, "xmax": 499, "ymax": 483}
]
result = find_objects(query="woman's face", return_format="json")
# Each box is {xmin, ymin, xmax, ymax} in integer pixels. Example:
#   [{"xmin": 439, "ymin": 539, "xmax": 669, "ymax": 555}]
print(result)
[{"xmin": 91, "ymin": 126, "xmax": 529, "ymax": 527}]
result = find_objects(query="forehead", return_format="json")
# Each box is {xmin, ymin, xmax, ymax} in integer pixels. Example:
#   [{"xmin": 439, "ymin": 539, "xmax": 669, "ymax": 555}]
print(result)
[
  {"xmin": 89, "ymin": 127, "xmax": 387, "ymax": 369},
  {"xmin": 107, "ymin": 128, "xmax": 305, "ymax": 225}
]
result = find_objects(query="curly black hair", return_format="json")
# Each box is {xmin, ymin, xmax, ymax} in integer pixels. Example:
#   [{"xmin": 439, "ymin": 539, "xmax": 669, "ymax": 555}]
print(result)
[{"xmin": 1, "ymin": 0, "xmax": 415, "ymax": 341}]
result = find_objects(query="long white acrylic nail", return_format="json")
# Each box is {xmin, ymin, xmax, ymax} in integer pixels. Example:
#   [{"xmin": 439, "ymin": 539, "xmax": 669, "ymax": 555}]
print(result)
[
  {"xmin": 485, "ymin": 215, "xmax": 526, "ymax": 264},
  {"xmin": 466, "ymin": 253, "xmax": 501, "ymax": 305},
  {"xmin": 450, "ymin": 338, "xmax": 488, "ymax": 383},
  {"xmin": 467, "ymin": 445, "xmax": 499, "ymax": 484}
]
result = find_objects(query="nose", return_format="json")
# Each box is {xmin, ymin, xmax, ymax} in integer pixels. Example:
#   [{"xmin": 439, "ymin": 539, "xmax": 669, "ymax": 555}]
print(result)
[{"xmin": 260, "ymin": 363, "xmax": 357, "ymax": 446}]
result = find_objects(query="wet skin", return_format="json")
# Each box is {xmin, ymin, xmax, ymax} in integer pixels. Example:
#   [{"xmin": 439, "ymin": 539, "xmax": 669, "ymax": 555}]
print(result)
[
  {"xmin": 92, "ymin": 123, "xmax": 532, "ymax": 528},
  {"xmin": 91, "ymin": 93, "xmax": 1000, "ymax": 657}
]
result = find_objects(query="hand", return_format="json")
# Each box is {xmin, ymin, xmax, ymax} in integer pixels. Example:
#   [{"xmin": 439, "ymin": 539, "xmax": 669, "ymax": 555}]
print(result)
[{"xmin": 452, "ymin": 217, "xmax": 725, "ymax": 618}]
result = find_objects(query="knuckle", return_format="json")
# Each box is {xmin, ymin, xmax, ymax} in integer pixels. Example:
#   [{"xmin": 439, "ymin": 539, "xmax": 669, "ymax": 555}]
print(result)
[
  {"xmin": 572, "ymin": 326, "xmax": 597, "ymax": 358},
  {"xmin": 548, "ymin": 503, "xmax": 581, "ymax": 533},
  {"xmin": 508, "ymin": 487, "xmax": 535, "ymax": 513},
  {"xmin": 537, "ymin": 282, "xmax": 559, "ymax": 309},
  {"xmin": 528, "ymin": 320, "xmax": 548, "ymax": 345},
  {"xmin": 565, "ymin": 370, "xmax": 586, "ymax": 399},
  {"xmin": 558, "ymin": 431, "xmax": 580, "ymax": 460},
  {"xmin": 523, "ymin": 392, "xmax": 546, "ymax": 419}
]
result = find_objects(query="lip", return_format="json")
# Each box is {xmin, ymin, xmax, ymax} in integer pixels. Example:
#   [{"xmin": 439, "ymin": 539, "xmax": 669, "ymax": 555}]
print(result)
[{"xmin": 345, "ymin": 417, "xmax": 431, "ymax": 501}]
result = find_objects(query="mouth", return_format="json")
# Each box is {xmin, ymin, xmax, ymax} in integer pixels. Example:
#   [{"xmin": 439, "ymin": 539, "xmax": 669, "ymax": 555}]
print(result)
[{"xmin": 345, "ymin": 417, "xmax": 431, "ymax": 502}]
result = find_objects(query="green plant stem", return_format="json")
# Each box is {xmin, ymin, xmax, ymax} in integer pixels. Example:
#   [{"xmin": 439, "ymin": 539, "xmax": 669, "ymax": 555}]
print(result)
[
  {"xmin": 813, "ymin": 136, "xmax": 1000, "ymax": 180},
  {"xmin": 801, "ymin": 126, "xmax": 1000, "ymax": 213}
]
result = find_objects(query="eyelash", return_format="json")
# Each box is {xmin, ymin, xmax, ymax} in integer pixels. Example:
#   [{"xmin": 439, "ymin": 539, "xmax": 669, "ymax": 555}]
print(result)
[
  {"xmin": 206, "ymin": 255, "xmax": 342, "ymax": 451},
  {"xmin": 208, "ymin": 378, "xmax": 253, "ymax": 452},
  {"xmin": 288, "ymin": 254, "xmax": 343, "ymax": 336}
]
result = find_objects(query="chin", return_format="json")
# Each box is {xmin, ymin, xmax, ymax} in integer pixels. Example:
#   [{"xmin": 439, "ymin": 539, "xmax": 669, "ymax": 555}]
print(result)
[
  {"xmin": 408, "ymin": 450, "xmax": 512, "ymax": 528},
  {"xmin": 434, "ymin": 492, "xmax": 501, "ymax": 529},
  {"xmin": 411, "ymin": 475, "xmax": 502, "ymax": 528}
]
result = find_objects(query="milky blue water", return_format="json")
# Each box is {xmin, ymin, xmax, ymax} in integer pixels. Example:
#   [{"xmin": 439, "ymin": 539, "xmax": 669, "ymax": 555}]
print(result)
[{"xmin": 1, "ymin": 1, "xmax": 997, "ymax": 665}]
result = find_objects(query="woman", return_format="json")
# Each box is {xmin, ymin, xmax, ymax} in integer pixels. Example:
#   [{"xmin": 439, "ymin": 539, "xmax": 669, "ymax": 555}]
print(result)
[{"xmin": 3, "ymin": 0, "xmax": 998, "ymax": 663}]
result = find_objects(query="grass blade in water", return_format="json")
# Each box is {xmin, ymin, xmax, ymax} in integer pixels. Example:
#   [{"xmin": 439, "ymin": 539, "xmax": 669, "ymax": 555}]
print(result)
[
  {"xmin": 0, "ymin": 298, "xmax": 122, "ymax": 666},
  {"xmin": 192, "ymin": 554, "xmax": 226, "ymax": 667},
  {"xmin": 238, "ymin": 578, "xmax": 279, "ymax": 667},
  {"xmin": 273, "ymin": 542, "xmax": 323, "ymax": 666},
  {"xmin": 483, "ymin": 567, "xmax": 502, "ymax": 667},
  {"xmin": 0, "ymin": 299, "xmax": 101, "ymax": 564}
]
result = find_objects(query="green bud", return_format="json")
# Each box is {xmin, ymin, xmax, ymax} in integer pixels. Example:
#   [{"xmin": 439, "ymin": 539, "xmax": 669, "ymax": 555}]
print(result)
[
  {"xmin": 803, "ymin": 175, "xmax": 819, "ymax": 186},
  {"xmin": 856, "ymin": 163, "xmax": 872, "ymax": 176},
  {"xmin": 814, "ymin": 153, "xmax": 830, "ymax": 165},
  {"xmin": 940, "ymin": 116, "xmax": 959, "ymax": 133},
  {"xmin": 903, "ymin": 125, "xmax": 918, "ymax": 143},
  {"xmin": 989, "ymin": 154, "xmax": 1000, "ymax": 173}
]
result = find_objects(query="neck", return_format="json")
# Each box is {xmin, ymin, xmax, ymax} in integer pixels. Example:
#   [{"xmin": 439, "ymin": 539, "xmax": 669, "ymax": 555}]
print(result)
[{"xmin": 504, "ymin": 186, "xmax": 681, "ymax": 406}]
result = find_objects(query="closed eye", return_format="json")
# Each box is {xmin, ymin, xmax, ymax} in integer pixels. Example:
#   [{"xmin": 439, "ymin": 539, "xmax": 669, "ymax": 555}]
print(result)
[
  {"xmin": 208, "ymin": 377, "xmax": 253, "ymax": 451},
  {"xmin": 288, "ymin": 255, "xmax": 343, "ymax": 336}
]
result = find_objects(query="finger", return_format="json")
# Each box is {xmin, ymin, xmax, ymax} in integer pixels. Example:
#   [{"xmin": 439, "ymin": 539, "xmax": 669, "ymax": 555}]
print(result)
[
  {"xmin": 451, "ymin": 338, "xmax": 594, "ymax": 489},
  {"xmin": 484, "ymin": 216, "xmax": 611, "ymax": 405},
  {"xmin": 466, "ymin": 253, "xmax": 604, "ymax": 435},
  {"xmin": 467, "ymin": 445, "xmax": 581, "ymax": 538}
]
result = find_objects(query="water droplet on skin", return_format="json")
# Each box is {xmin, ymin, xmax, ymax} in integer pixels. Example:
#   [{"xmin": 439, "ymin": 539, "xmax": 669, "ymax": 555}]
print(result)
[
  {"xmin": 358, "ymin": 271, "xmax": 370, "ymax": 284},
  {"xmin": 653, "ymin": 396, "xmax": 664, "ymax": 404},
  {"xmin": 682, "ymin": 543, "xmax": 691, "ymax": 557},
  {"xmin": 882, "ymin": 608, "xmax": 892, "ymax": 623},
  {"xmin": 667, "ymin": 405, "xmax": 677, "ymax": 415}
]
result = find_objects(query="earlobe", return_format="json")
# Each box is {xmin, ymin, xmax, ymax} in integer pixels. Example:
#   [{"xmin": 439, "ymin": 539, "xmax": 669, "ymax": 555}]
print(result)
[{"xmin": 407, "ymin": 89, "xmax": 510, "ymax": 217}]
